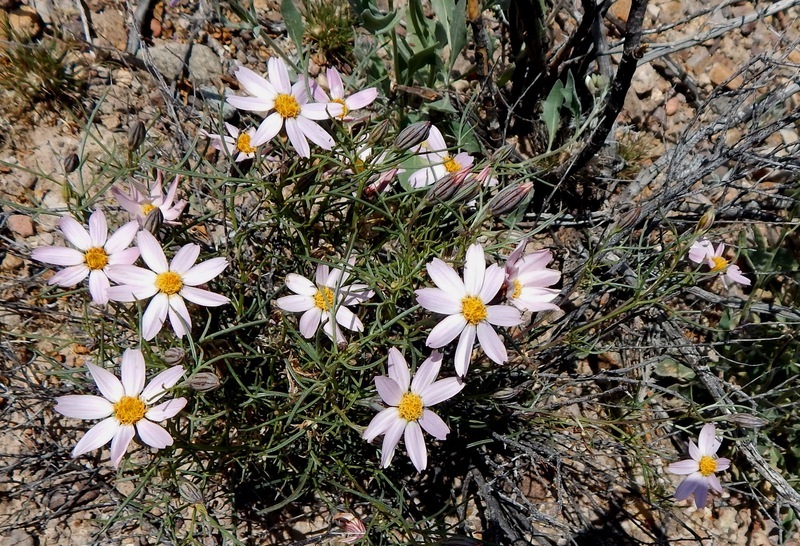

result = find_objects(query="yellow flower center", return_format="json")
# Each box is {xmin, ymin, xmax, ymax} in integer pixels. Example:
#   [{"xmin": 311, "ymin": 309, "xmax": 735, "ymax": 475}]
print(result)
[
  {"xmin": 84, "ymin": 247, "xmax": 109, "ymax": 270},
  {"xmin": 511, "ymin": 279, "xmax": 523, "ymax": 300},
  {"xmin": 114, "ymin": 395, "xmax": 147, "ymax": 425},
  {"xmin": 710, "ymin": 256, "xmax": 728, "ymax": 272},
  {"xmin": 461, "ymin": 296, "xmax": 488, "ymax": 325},
  {"xmin": 313, "ymin": 286, "xmax": 335, "ymax": 311},
  {"xmin": 354, "ymin": 158, "xmax": 366, "ymax": 174},
  {"xmin": 443, "ymin": 155, "xmax": 461, "ymax": 173},
  {"xmin": 397, "ymin": 392, "xmax": 424, "ymax": 421},
  {"xmin": 698, "ymin": 455, "xmax": 717, "ymax": 477},
  {"xmin": 236, "ymin": 132, "xmax": 256, "ymax": 154},
  {"xmin": 331, "ymin": 98, "xmax": 348, "ymax": 119},
  {"xmin": 155, "ymin": 271, "xmax": 184, "ymax": 295},
  {"xmin": 274, "ymin": 93, "xmax": 301, "ymax": 119},
  {"xmin": 141, "ymin": 203, "xmax": 157, "ymax": 216}
]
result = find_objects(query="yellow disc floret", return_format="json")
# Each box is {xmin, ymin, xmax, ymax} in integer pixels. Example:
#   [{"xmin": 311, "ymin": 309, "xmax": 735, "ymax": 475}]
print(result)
[
  {"xmin": 511, "ymin": 279, "xmax": 523, "ymax": 300},
  {"xmin": 710, "ymin": 256, "xmax": 728, "ymax": 272},
  {"xmin": 443, "ymin": 155, "xmax": 461, "ymax": 173},
  {"xmin": 698, "ymin": 455, "xmax": 718, "ymax": 477},
  {"xmin": 274, "ymin": 93, "xmax": 301, "ymax": 119},
  {"xmin": 461, "ymin": 296, "xmax": 488, "ymax": 325},
  {"xmin": 331, "ymin": 98, "xmax": 349, "ymax": 119},
  {"xmin": 84, "ymin": 247, "xmax": 109, "ymax": 270},
  {"xmin": 314, "ymin": 286, "xmax": 335, "ymax": 311},
  {"xmin": 397, "ymin": 392, "xmax": 424, "ymax": 421},
  {"xmin": 155, "ymin": 271, "xmax": 184, "ymax": 295},
  {"xmin": 141, "ymin": 203, "xmax": 157, "ymax": 216},
  {"xmin": 114, "ymin": 395, "xmax": 147, "ymax": 425},
  {"xmin": 236, "ymin": 133, "xmax": 257, "ymax": 154}
]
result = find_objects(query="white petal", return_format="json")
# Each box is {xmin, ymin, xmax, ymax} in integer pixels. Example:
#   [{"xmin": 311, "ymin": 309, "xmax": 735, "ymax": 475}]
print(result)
[
  {"xmin": 167, "ymin": 295, "xmax": 191, "ymax": 337},
  {"xmin": 363, "ymin": 407, "xmax": 398, "ymax": 442},
  {"xmin": 298, "ymin": 307, "xmax": 322, "ymax": 338},
  {"xmin": 49, "ymin": 265, "xmax": 90, "ymax": 287},
  {"xmin": 476, "ymin": 322, "xmax": 507, "ymax": 364},
  {"xmin": 182, "ymin": 258, "xmax": 228, "ymax": 286},
  {"xmin": 668, "ymin": 459, "xmax": 700, "ymax": 475},
  {"xmin": 285, "ymin": 273, "xmax": 317, "ymax": 296},
  {"xmin": 296, "ymin": 116, "xmax": 334, "ymax": 150},
  {"xmin": 698, "ymin": 423, "xmax": 718, "ymax": 455},
  {"xmin": 479, "ymin": 264, "xmax": 505, "ymax": 302},
  {"xmin": 276, "ymin": 294, "xmax": 315, "ymax": 313},
  {"xmin": 485, "ymin": 305, "xmax": 523, "ymax": 327},
  {"xmin": 137, "ymin": 231, "xmax": 169, "ymax": 273},
  {"xmin": 463, "ymin": 244, "xmax": 486, "ymax": 295},
  {"xmin": 426, "ymin": 314, "xmax": 467, "ymax": 348},
  {"xmin": 268, "ymin": 56, "xmax": 292, "ymax": 94},
  {"xmin": 226, "ymin": 95, "xmax": 273, "ymax": 112},
  {"xmin": 387, "ymin": 348, "xmax": 410, "ymax": 392},
  {"xmin": 107, "ymin": 247, "xmax": 140, "ymax": 266},
  {"xmin": 59, "ymin": 216, "xmax": 92, "ymax": 250},
  {"xmin": 170, "ymin": 244, "xmax": 200, "ymax": 275},
  {"xmin": 145, "ymin": 397, "xmax": 187, "ymax": 421},
  {"xmin": 301, "ymin": 102, "xmax": 340, "ymax": 120},
  {"xmin": 141, "ymin": 365, "xmax": 186, "ymax": 404},
  {"xmin": 136, "ymin": 419, "xmax": 174, "ymax": 449},
  {"xmin": 380, "ymin": 417, "xmax": 406, "ymax": 468},
  {"xmin": 404, "ymin": 421, "xmax": 427, "ymax": 472},
  {"xmin": 426, "ymin": 258, "xmax": 466, "ymax": 297},
  {"xmin": 31, "ymin": 246, "xmax": 85, "ymax": 266},
  {"xmin": 234, "ymin": 65, "xmax": 276, "ymax": 98},
  {"xmin": 109, "ymin": 425, "xmax": 135, "ymax": 468},
  {"xmin": 335, "ymin": 306, "xmax": 363, "ymax": 332},
  {"xmin": 88, "ymin": 209, "xmax": 108, "ymax": 247},
  {"xmin": 72, "ymin": 417, "xmax": 119, "ymax": 458},
  {"xmin": 454, "ymin": 325, "xmax": 476, "ymax": 376},
  {"xmin": 411, "ymin": 351, "xmax": 442, "ymax": 393},
  {"xmin": 120, "ymin": 348, "xmax": 146, "ymax": 396},
  {"xmin": 87, "ymin": 362, "xmax": 124, "ymax": 403},
  {"xmin": 415, "ymin": 288, "xmax": 461, "ymax": 315},
  {"xmin": 88, "ymin": 271, "xmax": 110, "ymax": 305},
  {"xmin": 674, "ymin": 473, "xmax": 703, "ymax": 501},
  {"xmin": 254, "ymin": 113, "xmax": 283, "ymax": 145},
  {"xmin": 54, "ymin": 395, "xmax": 114, "ymax": 419},
  {"xmin": 375, "ymin": 376, "xmax": 403, "ymax": 407},
  {"xmin": 346, "ymin": 88, "xmax": 378, "ymax": 110},
  {"xmin": 180, "ymin": 286, "xmax": 230, "ymax": 307},
  {"xmin": 142, "ymin": 293, "xmax": 169, "ymax": 341},
  {"xmin": 419, "ymin": 377, "xmax": 464, "ymax": 407},
  {"xmin": 418, "ymin": 408, "xmax": 449, "ymax": 440},
  {"xmin": 285, "ymin": 118, "xmax": 311, "ymax": 158},
  {"xmin": 105, "ymin": 264, "xmax": 156, "ymax": 286}
]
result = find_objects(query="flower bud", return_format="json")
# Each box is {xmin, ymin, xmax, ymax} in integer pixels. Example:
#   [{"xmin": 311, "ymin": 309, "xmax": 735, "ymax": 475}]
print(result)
[
  {"xmin": 128, "ymin": 120, "xmax": 146, "ymax": 151},
  {"xmin": 393, "ymin": 121, "xmax": 431, "ymax": 151},
  {"xmin": 696, "ymin": 208, "xmax": 715, "ymax": 234},
  {"xmin": 488, "ymin": 181, "xmax": 533, "ymax": 215},
  {"xmin": 63, "ymin": 153, "xmax": 80, "ymax": 174},
  {"xmin": 451, "ymin": 176, "xmax": 481, "ymax": 204},
  {"xmin": 722, "ymin": 413, "xmax": 768, "ymax": 429},
  {"xmin": 367, "ymin": 119, "xmax": 392, "ymax": 147},
  {"xmin": 426, "ymin": 169, "xmax": 469, "ymax": 202},
  {"xmin": 162, "ymin": 347, "xmax": 185, "ymax": 365},
  {"xmin": 614, "ymin": 205, "xmax": 641, "ymax": 232},
  {"xmin": 143, "ymin": 207, "xmax": 163, "ymax": 235},
  {"xmin": 179, "ymin": 482, "xmax": 204, "ymax": 504},
  {"xmin": 333, "ymin": 512, "xmax": 366, "ymax": 543},
  {"xmin": 187, "ymin": 372, "xmax": 221, "ymax": 392},
  {"xmin": 364, "ymin": 168, "xmax": 398, "ymax": 200}
]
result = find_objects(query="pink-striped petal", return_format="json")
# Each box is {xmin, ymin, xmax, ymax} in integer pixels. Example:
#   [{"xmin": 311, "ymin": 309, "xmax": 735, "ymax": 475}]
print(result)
[
  {"xmin": 419, "ymin": 377, "xmax": 464, "ymax": 407},
  {"xmin": 298, "ymin": 307, "xmax": 322, "ymax": 338},
  {"xmin": 254, "ymin": 112, "xmax": 283, "ymax": 145},
  {"xmin": 268, "ymin": 57, "xmax": 292, "ymax": 94},
  {"xmin": 380, "ymin": 417, "xmax": 406, "ymax": 468},
  {"xmin": 285, "ymin": 274, "xmax": 316, "ymax": 296},
  {"xmin": 88, "ymin": 270, "xmax": 110, "ymax": 305},
  {"xmin": 180, "ymin": 286, "xmax": 229, "ymax": 307},
  {"xmin": 59, "ymin": 216, "xmax": 92, "ymax": 250},
  {"xmin": 87, "ymin": 362, "xmax": 124, "ymax": 403},
  {"xmin": 326, "ymin": 67, "xmax": 344, "ymax": 99},
  {"xmin": 170, "ymin": 244, "xmax": 200, "ymax": 274},
  {"xmin": 136, "ymin": 419, "xmax": 174, "ymax": 449},
  {"xmin": 418, "ymin": 408, "xmax": 449, "ymax": 440},
  {"xmin": 109, "ymin": 425, "xmax": 135, "ymax": 468},
  {"xmin": 146, "ymin": 397, "xmax": 187, "ymax": 421},
  {"xmin": 346, "ymin": 88, "xmax": 378, "ymax": 110},
  {"xmin": 668, "ymin": 459, "xmax": 700, "ymax": 475},
  {"xmin": 182, "ymin": 257, "xmax": 228, "ymax": 285},
  {"xmin": 410, "ymin": 351, "xmax": 442, "ymax": 393},
  {"xmin": 141, "ymin": 293, "xmax": 169, "ymax": 341},
  {"xmin": 416, "ymin": 287, "xmax": 461, "ymax": 315},
  {"xmin": 167, "ymin": 295, "xmax": 191, "ymax": 337},
  {"xmin": 285, "ymin": 117, "xmax": 310, "ymax": 158},
  {"xmin": 363, "ymin": 407, "xmax": 398, "ymax": 442},
  {"xmin": 673, "ymin": 473, "xmax": 703, "ymax": 501},
  {"xmin": 375, "ymin": 376, "xmax": 403, "ymax": 406},
  {"xmin": 715, "ymin": 457, "xmax": 730, "ymax": 472},
  {"xmin": 54, "ymin": 395, "xmax": 114, "ymax": 419},
  {"xmin": 226, "ymin": 95, "xmax": 273, "ymax": 113},
  {"xmin": 31, "ymin": 246, "xmax": 85, "ymax": 266},
  {"xmin": 88, "ymin": 209, "xmax": 108, "ymax": 247},
  {"xmin": 404, "ymin": 421, "xmax": 427, "ymax": 471},
  {"xmin": 49, "ymin": 265, "xmax": 90, "ymax": 287},
  {"xmin": 120, "ymin": 348, "xmax": 145, "ymax": 396},
  {"xmin": 141, "ymin": 365, "xmax": 185, "ymax": 403},
  {"xmin": 276, "ymin": 294, "xmax": 315, "ymax": 313},
  {"xmin": 137, "ymin": 231, "xmax": 168, "ymax": 273},
  {"xmin": 233, "ymin": 65, "xmax": 276, "ymax": 98},
  {"xmin": 697, "ymin": 423, "xmax": 717, "ymax": 455},
  {"xmin": 387, "ymin": 348, "xmax": 410, "ymax": 392},
  {"xmin": 296, "ymin": 116, "xmax": 335, "ymax": 150},
  {"xmin": 426, "ymin": 259, "xmax": 466, "ymax": 298},
  {"xmin": 476, "ymin": 322, "xmax": 507, "ymax": 364},
  {"xmin": 335, "ymin": 306, "xmax": 363, "ymax": 332},
  {"xmin": 72, "ymin": 417, "xmax": 119, "ymax": 457},
  {"xmin": 426, "ymin": 313, "xmax": 467, "ymax": 348},
  {"xmin": 486, "ymin": 305, "xmax": 523, "ymax": 327}
]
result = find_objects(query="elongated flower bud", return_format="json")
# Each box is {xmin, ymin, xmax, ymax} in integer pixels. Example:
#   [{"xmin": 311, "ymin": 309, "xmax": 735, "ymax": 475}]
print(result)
[
  {"xmin": 393, "ymin": 121, "xmax": 431, "ymax": 151},
  {"xmin": 128, "ymin": 120, "xmax": 146, "ymax": 151},
  {"xmin": 696, "ymin": 208, "xmax": 715, "ymax": 234},
  {"xmin": 488, "ymin": 181, "xmax": 533, "ymax": 215},
  {"xmin": 187, "ymin": 372, "xmax": 220, "ymax": 392},
  {"xmin": 143, "ymin": 207, "xmax": 163, "ymax": 235},
  {"xmin": 162, "ymin": 347, "xmax": 185, "ymax": 365},
  {"xmin": 426, "ymin": 169, "xmax": 469, "ymax": 202},
  {"xmin": 615, "ymin": 205, "xmax": 641, "ymax": 232},
  {"xmin": 368, "ymin": 119, "xmax": 392, "ymax": 147},
  {"xmin": 63, "ymin": 153, "xmax": 80, "ymax": 174},
  {"xmin": 364, "ymin": 168, "xmax": 398, "ymax": 200}
]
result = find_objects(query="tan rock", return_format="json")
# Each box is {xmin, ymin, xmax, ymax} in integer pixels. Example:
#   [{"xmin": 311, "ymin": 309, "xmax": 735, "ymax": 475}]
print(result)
[
  {"xmin": 2, "ymin": 6, "xmax": 43, "ymax": 42},
  {"xmin": 709, "ymin": 60, "xmax": 744, "ymax": 89},
  {"xmin": 610, "ymin": 0, "xmax": 632, "ymax": 22},
  {"xmin": 665, "ymin": 96, "xmax": 681, "ymax": 116},
  {"xmin": 7, "ymin": 214, "xmax": 34, "ymax": 237},
  {"xmin": 1, "ymin": 253, "xmax": 24, "ymax": 271}
]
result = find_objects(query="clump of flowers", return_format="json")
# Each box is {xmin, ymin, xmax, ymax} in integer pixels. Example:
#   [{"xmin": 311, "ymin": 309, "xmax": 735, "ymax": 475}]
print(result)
[
  {"xmin": 275, "ymin": 257, "xmax": 374, "ymax": 344},
  {"xmin": 667, "ymin": 423, "xmax": 731, "ymax": 508},
  {"xmin": 688, "ymin": 239, "xmax": 750, "ymax": 287},
  {"xmin": 416, "ymin": 243, "xmax": 523, "ymax": 376},
  {"xmin": 53, "ymin": 348, "xmax": 186, "ymax": 468},
  {"xmin": 363, "ymin": 349, "xmax": 464, "ymax": 472},
  {"xmin": 408, "ymin": 125, "xmax": 474, "ymax": 188},
  {"xmin": 31, "ymin": 208, "xmax": 140, "ymax": 305},
  {"xmin": 111, "ymin": 170, "xmax": 187, "ymax": 226},
  {"xmin": 107, "ymin": 230, "xmax": 230, "ymax": 340},
  {"xmin": 225, "ymin": 58, "xmax": 344, "ymax": 158},
  {"xmin": 504, "ymin": 240, "xmax": 561, "ymax": 312}
]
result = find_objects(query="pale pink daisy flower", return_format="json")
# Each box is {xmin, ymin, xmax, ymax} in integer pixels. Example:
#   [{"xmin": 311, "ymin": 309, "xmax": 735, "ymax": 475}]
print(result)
[
  {"xmin": 54, "ymin": 348, "xmax": 186, "ymax": 468},
  {"xmin": 225, "ymin": 58, "xmax": 344, "ymax": 158},
  {"xmin": 416, "ymin": 243, "xmax": 523, "ymax": 376},
  {"xmin": 363, "ymin": 349, "xmax": 464, "ymax": 472},
  {"xmin": 275, "ymin": 258, "xmax": 374, "ymax": 344},
  {"xmin": 31, "ymin": 208, "xmax": 139, "ymax": 305},
  {"xmin": 504, "ymin": 240, "xmax": 561, "ymax": 312},
  {"xmin": 106, "ymin": 230, "xmax": 230, "ymax": 341},
  {"xmin": 200, "ymin": 122, "xmax": 260, "ymax": 162},
  {"xmin": 668, "ymin": 423, "xmax": 731, "ymax": 508},
  {"xmin": 407, "ymin": 125, "xmax": 474, "ymax": 188},
  {"xmin": 111, "ymin": 170, "xmax": 187, "ymax": 225},
  {"xmin": 313, "ymin": 66, "xmax": 378, "ymax": 121},
  {"xmin": 688, "ymin": 239, "xmax": 750, "ymax": 287}
]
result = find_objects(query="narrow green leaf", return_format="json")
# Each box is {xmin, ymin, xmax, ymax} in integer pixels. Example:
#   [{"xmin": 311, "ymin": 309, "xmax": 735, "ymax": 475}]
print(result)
[{"xmin": 281, "ymin": 0, "xmax": 304, "ymax": 53}]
